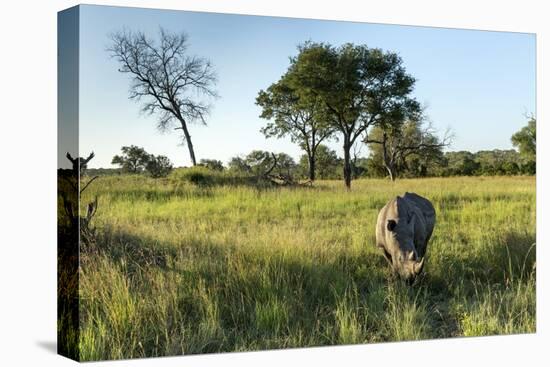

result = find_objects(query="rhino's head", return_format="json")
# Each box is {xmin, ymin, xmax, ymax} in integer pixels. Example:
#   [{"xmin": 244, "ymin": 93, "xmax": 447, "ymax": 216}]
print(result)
[{"xmin": 386, "ymin": 216, "xmax": 425, "ymax": 285}]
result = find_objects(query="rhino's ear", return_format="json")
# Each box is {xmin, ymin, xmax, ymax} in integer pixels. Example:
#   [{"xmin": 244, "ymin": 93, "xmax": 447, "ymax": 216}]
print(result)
[{"xmin": 387, "ymin": 219, "xmax": 397, "ymax": 231}]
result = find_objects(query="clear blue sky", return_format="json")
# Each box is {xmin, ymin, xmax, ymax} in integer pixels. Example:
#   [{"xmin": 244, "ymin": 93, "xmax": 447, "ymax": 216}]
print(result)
[{"xmin": 75, "ymin": 4, "xmax": 536, "ymax": 168}]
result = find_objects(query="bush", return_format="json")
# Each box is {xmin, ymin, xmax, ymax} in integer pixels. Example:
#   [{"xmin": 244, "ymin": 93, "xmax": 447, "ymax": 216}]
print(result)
[
  {"xmin": 170, "ymin": 166, "xmax": 266, "ymax": 187},
  {"xmin": 170, "ymin": 166, "xmax": 223, "ymax": 186},
  {"xmin": 146, "ymin": 155, "xmax": 173, "ymax": 178},
  {"xmin": 199, "ymin": 159, "xmax": 225, "ymax": 171}
]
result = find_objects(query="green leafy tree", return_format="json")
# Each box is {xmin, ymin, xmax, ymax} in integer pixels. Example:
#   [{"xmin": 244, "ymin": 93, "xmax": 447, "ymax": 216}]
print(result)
[
  {"xmin": 285, "ymin": 42, "xmax": 420, "ymax": 188},
  {"xmin": 257, "ymin": 74, "xmax": 333, "ymax": 181},
  {"xmin": 349, "ymin": 142, "xmax": 370, "ymax": 179},
  {"xmin": 111, "ymin": 145, "xmax": 151, "ymax": 173},
  {"xmin": 520, "ymin": 160, "xmax": 536, "ymax": 175},
  {"xmin": 146, "ymin": 155, "xmax": 173, "ymax": 178},
  {"xmin": 501, "ymin": 160, "xmax": 520, "ymax": 175},
  {"xmin": 440, "ymin": 151, "xmax": 480, "ymax": 176},
  {"xmin": 199, "ymin": 159, "xmax": 224, "ymax": 171},
  {"xmin": 365, "ymin": 156, "xmax": 387, "ymax": 178},
  {"xmin": 228, "ymin": 151, "xmax": 298, "ymax": 183},
  {"xmin": 227, "ymin": 157, "xmax": 250, "ymax": 174},
  {"xmin": 299, "ymin": 144, "xmax": 342, "ymax": 180},
  {"xmin": 474, "ymin": 150, "xmax": 521, "ymax": 176},
  {"xmin": 271, "ymin": 152, "xmax": 299, "ymax": 182},
  {"xmin": 511, "ymin": 116, "xmax": 536, "ymax": 174},
  {"xmin": 242, "ymin": 150, "xmax": 275, "ymax": 177},
  {"xmin": 438, "ymin": 150, "xmax": 522, "ymax": 177}
]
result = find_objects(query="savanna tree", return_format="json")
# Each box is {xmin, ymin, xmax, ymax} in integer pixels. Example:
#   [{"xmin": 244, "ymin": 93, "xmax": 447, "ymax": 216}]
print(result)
[
  {"xmin": 511, "ymin": 116, "xmax": 536, "ymax": 174},
  {"xmin": 350, "ymin": 141, "xmax": 369, "ymax": 179},
  {"xmin": 439, "ymin": 151, "xmax": 479, "ymax": 177},
  {"xmin": 366, "ymin": 119, "xmax": 450, "ymax": 181},
  {"xmin": 227, "ymin": 156, "xmax": 251, "ymax": 174},
  {"xmin": 474, "ymin": 149, "xmax": 522, "ymax": 176},
  {"xmin": 285, "ymin": 42, "xmax": 420, "ymax": 188},
  {"xmin": 257, "ymin": 74, "xmax": 332, "ymax": 181},
  {"xmin": 111, "ymin": 145, "xmax": 151, "ymax": 173},
  {"xmin": 146, "ymin": 155, "xmax": 173, "ymax": 178},
  {"xmin": 108, "ymin": 28, "xmax": 218, "ymax": 166},
  {"xmin": 299, "ymin": 144, "xmax": 342, "ymax": 179},
  {"xmin": 228, "ymin": 150, "xmax": 298, "ymax": 184},
  {"xmin": 271, "ymin": 152, "xmax": 299, "ymax": 183},
  {"xmin": 199, "ymin": 159, "xmax": 225, "ymax": 171}
]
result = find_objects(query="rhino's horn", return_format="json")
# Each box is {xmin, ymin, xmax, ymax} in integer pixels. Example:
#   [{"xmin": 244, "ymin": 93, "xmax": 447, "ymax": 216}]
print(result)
[{"xmin": 414, "ymin": 257, "xmax": 425, "ymax": 274}]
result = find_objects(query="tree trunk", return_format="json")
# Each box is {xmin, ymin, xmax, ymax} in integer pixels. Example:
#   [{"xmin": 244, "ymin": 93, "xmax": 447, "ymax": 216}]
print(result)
[
  {"xmin": 382, "ymin": 152, "xmax": 397, "ymax": 181},
  {"xmin": 308, "ymin": 153, "xmax": 316, "ymax": 181},
  {"xmin": 179, "ymin": 119, "xmax": 197, "ymax": 166},
  {"xmin": 380, "ymin": 132, "xmax": 396, "ymax": 181},
  {"xmin": 343, "ymin": 138, "xmax": 352, "ymax": 189},
  {"xmin": 385, "ymin": 164, "xmax": 396, "ymax": 181}
]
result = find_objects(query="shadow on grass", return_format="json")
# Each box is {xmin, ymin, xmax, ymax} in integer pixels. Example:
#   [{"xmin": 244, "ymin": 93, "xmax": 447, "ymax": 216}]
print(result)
[
  {"xmin": 427, "ymin": 230, "xmax": 535, "ymax": 290},
  {"xmin": 80, "ymin": 226, "xmax": 394, "ymax": 356},
  {"xmin": 373, "ymin": 228, "xmax": 536, "ymax": 338},
  {"xmin": 79, "ymin": 224, "xmax": 535, "ymax": 359}
]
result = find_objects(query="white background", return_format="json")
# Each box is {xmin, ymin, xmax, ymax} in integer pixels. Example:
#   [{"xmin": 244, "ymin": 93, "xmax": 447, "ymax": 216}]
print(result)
[{"xmin": 0, "ymin": 0, "xmax": 547, "ymax": 365}]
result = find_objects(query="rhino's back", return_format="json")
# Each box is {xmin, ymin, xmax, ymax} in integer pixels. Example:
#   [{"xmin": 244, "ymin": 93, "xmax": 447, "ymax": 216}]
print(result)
[
  {"xmin": 403, "ymin": 192, "xmax": 435, "ymax": 217},
  {"xmin": 403, "ymin": 192, "xmax": 436, "ymax": 240}
]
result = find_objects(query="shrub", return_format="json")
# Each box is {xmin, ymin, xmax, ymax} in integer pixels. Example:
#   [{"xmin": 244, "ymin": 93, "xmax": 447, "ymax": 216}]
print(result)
[
  {"xmin": 170, "ymin": 166, "xmax": 218, "ymax": 186},
  {"xmin": 145, "ymin": 155, "xmax": 173, "ymax": 178},
  {"xmin": 199, "ymin": 159, "xmax": 225, "ymax": 171}
]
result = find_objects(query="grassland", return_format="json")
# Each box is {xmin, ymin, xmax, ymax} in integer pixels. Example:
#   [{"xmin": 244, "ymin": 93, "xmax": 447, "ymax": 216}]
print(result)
[{"xmin": 75, "ymin": 174, "xmax": 536, "ymax": 361}]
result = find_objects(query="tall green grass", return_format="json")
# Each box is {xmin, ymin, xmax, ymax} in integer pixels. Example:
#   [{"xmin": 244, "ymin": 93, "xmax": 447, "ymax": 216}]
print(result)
[{"xmin": 77, "ymin": 175, "xmax": 535, "ymax": 360}]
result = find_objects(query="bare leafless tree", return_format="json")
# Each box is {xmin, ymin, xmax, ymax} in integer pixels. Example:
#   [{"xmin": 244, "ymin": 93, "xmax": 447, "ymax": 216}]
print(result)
[
  {"xmin": 108, "ymin": 28, "xmax": 218, "ymax": 166},
  {"xmin": 256, "ymin": 76, "xmax": 334, "ymax": 182},
  {"xmin": 366, "ymin": 120, "xmax": 452, "ymax": 181}
]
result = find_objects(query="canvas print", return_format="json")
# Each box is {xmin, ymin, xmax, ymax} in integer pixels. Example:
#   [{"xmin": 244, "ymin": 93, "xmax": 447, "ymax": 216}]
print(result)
[{"xmin": 57, "ymin": 4, "xmax": 536, "ymax": 362}]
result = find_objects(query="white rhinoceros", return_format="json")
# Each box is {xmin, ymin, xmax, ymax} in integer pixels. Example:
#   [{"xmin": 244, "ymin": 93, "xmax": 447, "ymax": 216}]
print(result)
[{"xmin": 376, "ymin": 192, "xmax": 436, "ymax": 284}]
